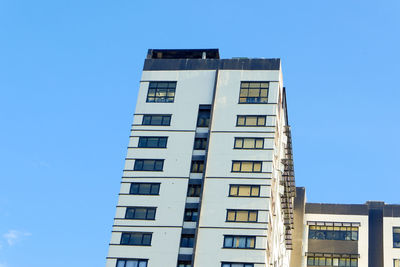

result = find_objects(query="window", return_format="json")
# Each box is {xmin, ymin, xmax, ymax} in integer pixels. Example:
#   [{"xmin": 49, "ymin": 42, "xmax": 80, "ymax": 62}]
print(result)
[
  {"xmin": 191, "ymin": 160, "xmax": 204, "ymax": 173},
  {"xmin": 236, "ymin": 115, "xmax": 266, "ymax": 127},
  {"xmin": 229, "ymin": 185, "xmax": 260, "ymax": 197},
  {"xmin": 194, "ymin": 138, "xmax": 207, "ymax": 150},
  {"xmin": 120, "ymin": 232, "xmax": 152, "ymax": 246},
  {"xmin": 187, "ymin": 184, "xmax": 201, "ymax": 197},
  {"xmin": 234, "ymin": 138, "xmax": 264, "ymax": 149},
  {"xmin": 129, "ymin": 183, "xmax": 160, "ymax": 195},
  {"xmin": 125, "ymin": 207, "xmax": 156, "ymax": 220},
  {"xmin": 307, "ymin": 257, "xmax": 357, "ymax": 267},
  {"xmin": 308, "ymin": 225, "xmax": 359, "ymax": 241},
  {"xmin": 197, "ymin": 110, "xmax": 211, "ymax": 127},
  {"xmin": 239, "ymin": 81, "xmax": 269, "ymax": 103},
  {"xmin": 116, "ymin": 259, "xmax": 148, "ymax": 267},
  {"xmin": 394, "ymin": 227, "xmax": 400, "ymax": 248},
  {"xmin": 138, "ymin": 137, "xmax": 168, "ymax": 148},
  {"xmin": 177, "ymin": 261, "xmax": 192, "ymax": 267},
  {"xmin": 395, "ymin": 259, "xmax": 400, "ymax": 267},
  {"xmin": 142, "ymin": 115, "xmax": 171, "ymax": 126},
  {"xmin": 223, "ymin": 235, "xmax": 255, "ymax": 249},
  {"xmin": 226, "ymin": 210, "xmax": 258, "ymax": 222},
  {"xmin": 134, "ymin": 159, "xmax": 164, "ymax": 171},
  {"xmin": 221, "ymin": 263, "xmax": 254, "ymax": 267},
  {"xmin": 146, "ymin": 81, "xmax": 176, "ymax": 103},
  {"xmin": 180, "ymin": 234, "xmax": 195, "ymax": 247},
  {"xmin": 184, "ymin": 209, "xmax": 198, "ymax": 222},
  {"xmin": 232, "ymin": 161, "xmax": 262, "ymax": 173}
]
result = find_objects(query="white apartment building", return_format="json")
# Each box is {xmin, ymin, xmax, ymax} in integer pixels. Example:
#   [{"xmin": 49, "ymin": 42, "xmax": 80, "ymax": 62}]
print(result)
[{"xmin": 106, "ymin": 49, "xmax": 296, "ymax": 267}]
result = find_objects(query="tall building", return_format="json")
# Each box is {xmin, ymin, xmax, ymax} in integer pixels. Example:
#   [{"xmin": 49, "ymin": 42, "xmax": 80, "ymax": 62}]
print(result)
[{"xmin": 106, "ymin": 49, "xmax": 296, "ymax": 267}]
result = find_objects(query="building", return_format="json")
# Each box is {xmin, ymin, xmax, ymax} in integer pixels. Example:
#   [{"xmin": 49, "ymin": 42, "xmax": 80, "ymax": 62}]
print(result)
[
  {"xmin": 106, "ymin": 49, "xmax": 296, "ymax": 267},
  {"xmin": 291, "ymin": 187, "xmax": 400, "ymax": 267}
]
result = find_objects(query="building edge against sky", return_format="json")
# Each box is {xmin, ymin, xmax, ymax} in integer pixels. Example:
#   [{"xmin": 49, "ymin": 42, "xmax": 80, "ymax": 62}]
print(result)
[{"xmin": 106, "ymin": 48, "xmax": 400, "ymax": 267}]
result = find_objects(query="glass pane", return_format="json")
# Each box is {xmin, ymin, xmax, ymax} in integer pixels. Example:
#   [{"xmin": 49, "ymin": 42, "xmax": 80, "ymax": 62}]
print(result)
[
  {"xmin": 339, "ymin": 259, "xmax": 346, "ymax": 267},
  {"xmin": 235, "ymin": 138, "xmax": 243, "ymax": 148},
  {"xmin": 350, "ymin": 259, "xmax": 357, "ymax": 267},
  {"xmin": 260, "ymin": 89, "xmax": 268, "ymax": 97},
  {"xmin": 253, "ymin": 162, "xmax": 262, "ymax": 172},
  {"xmin": 142, "ymin": 234, "xmax": 151, "ymax": 245},
  {"xmin": 120, "ymin": 233, "xmax": 130, "ymax": 244},
  {"xmin": 241, "ymin": 162, "xmax": 253, "ymax": 172},
  {"xmin": 257, "ymin": 116, "xmax": 265, "ymax": 126},
  {"xmin": 139, "ymin": 184, "xmax": 151, "ymax": 194},
  {"xmin": 248, "ymin": 89, "xmax": 260, "ymax": 97},
  {"xmin": 238, "ymin": 186, "xmax": 251, "ymax": 196},
  {"xmin": 150, "ymin": 184, "xmax": 160, "ymax": 194},
  {"xmin": 227, "ymin": 211, "xmax": 235, "ymax": 221},
  {"xmin": 248, "ymin": 211, "xmax": 257, "ymax": 222},
  {"xmin": 134, "ymin": 160, "xmax": 144, "ymax": 171},
  {"xmin": 146, "ymin": 208, "xmax": 155, "ymax": 219},
  {"xmin": 307, "ymin": 257, "xmax": 314, "ymax": 266},
  {"xmin": 138, "ymin": 261, "xmax": 147, "ymax": 267},
  {"xmin": 247, "ymin": 237, "xmax": 255, "ymax": 248},
  {"xmin": 131, "ymin": 233, "xmax": 142, "ymax": 245},
  {"xmin": 235, "ymin": 211, "xmax": 248, "ymax": 221},
  {"xmin": 239, "ymin": 88, "xmax": 249, "ymax": 97},
  {"xmin": 230, "ymin": 186, "xmax": 238, "ymax": 196},
  {"xmin": 134, "ymin": 208, "xmax": 146, "ymax": 219},
  {"xmin": 232, "ymin": 162, "xmax": 240, "ymax": 172},
  {"xmin": 125, "ymin": 208, "xmax": 135, "ymax": 218},
  {"xmin": 260, "ymin": 82, "xmax": 269, "ymax": 88},
  {"xmin": 246, "ymin": 117, "xmax": 257, "ymax": 126},
  {"xmin": 224, "ymin": 236, "xmax": 233, "ymax": 247},
  {"xmin": 130, "ymin": 184, "xmax": 139, "ymax": 194},
  {"xmin": 251, "ymin": 186, "xmax": 259, "ymax": 196},
  {"xmin": 147, "ymin": 89, "xmax": 155, "ymax": 97},
  {"xmin": 117, "ymin": 260, "xmax": 125, "ymax": 267},
  {"xmin": 243, "ymin": 138, "xmax": 254, "ymax": 148},
  {"xmin": 333, "ymin": 258, "xmax": 339, "ymax": 266},
  {"xmin": 394, "ymin": 228, "xmax": 400, "ymax": 233},
  {"xmin": 237, "ymin": 116, "xmax": 245, "ymax": 126},
  {"xmin": 255, "ymin": 139, "xmax": 263, "ymax": 148},
  {"xmin": 126, "ymin": 260, "xmax": 138, "ymax": 267},
  {"xmin": 326, "ymin": 258, "xmax": 332, "ymax": 266},
  {"xmin": 154, "ymin": 160, "xmax": 163, "ymax": 171},
  {"xmin": 142, "ymin": 116, "xmax": 151, "ymax": 125},
  {"xmin": 241, "ymin": 82, "xmax": 249, "ymax": 88},
  {"xmin": 162, "ymin": 116, "xmax": 171, "ymax": 125},
  {"xmin": 152, "ymin": 116, "xmax": 162, "ymax": 125},
  {"xmin": 237, "ymin": 237, "xmax": 246, "ymax": 248},
  {"xmin": 249, "ymin": 82, "xmax": 260, "ymax": 88}
]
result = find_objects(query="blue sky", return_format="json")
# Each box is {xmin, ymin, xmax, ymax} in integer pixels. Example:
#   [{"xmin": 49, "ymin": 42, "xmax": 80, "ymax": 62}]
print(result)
[{"xmin": 0, "ymin": 0, "xmax": 399, "ymax": 266}]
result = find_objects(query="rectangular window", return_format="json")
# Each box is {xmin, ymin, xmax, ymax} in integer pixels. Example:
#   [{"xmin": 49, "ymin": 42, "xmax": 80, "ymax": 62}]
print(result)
[
  {"xmin": 229, "ymin": 185, "xmax": 260, "ymax": 197},
  {"xmin": 177, "ymin": 261, "xmax": 192, "ymax": 267},
  {"xmin": 184, "ymin": 209, "xmax": 199, "ymax": 222},
  {"xmin": 187, "ymin": 184, "xmax": 201, "ymax": 197},
  {"xmin": 223, "ymin": 235, "xmax": 255, "ymax": 249},
  {"xmin": 180, "ymin": 234, "xmax": 195, "ymax": 247},
  {"xmin": 232, "ymin": 161, "xmax": 262, "ymax": 173},
  {"xmin": 120, "ymin": 232, "xmax": 152, "ymax": 246},
  {"xmin": 146, "ymin": 81, "xmax": 176, "ymax": 103},
  {"xmin": 226, "ymin": 209, "xmax": 258, "ymax": 222},
  {"xmin": 394, "ymin": 259, "xmax": 400, "ymax": 267},
  {"xmin": 116, "ymin": 259, "xmax": 148, "ymax": 267},
  {"xmin": 307, "ymin": 257, "xmax": 357, "ymax": 267},
  {"xmin": 125, "ymin": 207, "xmax": 156, "ymax": 220},
  {"xmin": 194, "ymin": 138, "xmax": 207, "ymax": 150},
  {"xmin": 129, "ymin": 183, "xmax": 160, "ymax": 195},
  {"xmin": 221, "ymin": 263, "xmax": 254, "ymax": 267},
  {"xmin": 308, "ymin": 225, "xmax": 359, "ymax": 241},
  {"xmin": 142, "ymin": 115, "xmax": 171, "ymax": 126},
  {"xmin": 394, "ymin": 227, "xmax": 400, "ymax": 248},
  {"xmin": 239, "ymin": 81, "xmax": 269, "ymax": 104},
  {"xmin": 134, "ymin": 159, "xmax": 164, "ymax": 171},
  {"xmin": 236, "ymin": 115, "xmax": 266, "ymax": 127},
  {"xmin": 138, "ymin": 137, "xmax": 168, "ymax": 148},
  {"xmin": 197, "ymin": 110, "xmax": 211, "ymax": 127},
  {"xmin": 234, "ymin": 138, "xmax": 264, "ymax": 149},
  {"xmin": 191, "ymin": 160, "xmax": 205, "ymax": 173}
]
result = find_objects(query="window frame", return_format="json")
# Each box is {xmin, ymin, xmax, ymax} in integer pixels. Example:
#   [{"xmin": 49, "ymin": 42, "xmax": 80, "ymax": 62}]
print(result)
[
  {"xmin": 129, "ymin": 183, "xmax": 160, "ymax": 195},
  {"xmin": 146, "ymin": 81, "xmax": 176, "ymax": 103},
  {"xmin": 234, "ymin": 137, "xmax": 264, "ymax": 149},
  {"xmin": 394, "ymin": 227, "xmax": 400, "ymax": 248},
  {"xmin": 191, "ymin": 160, "xmax": 205, "ymax": 173},
  {"xmin": 223, "ymin": 235, "xmax": 256, "ymax": 249},
  {"xmin": 133, "ymin": 159, "xmax": 164, "ymax": 171},
  {"xmin": 193, "ymin": 137, "xmax": 207, "ymax": 150},
  {"xmin": 308, "ymin": 225, "xmax": 359, "ymax": 241},
  {"xmin": 229, "ymin": 184, "xmax": 260, "ymax": 197},
  {"xmin": 221, "ymin": 263, "xmax": 254, "ymax": 267},
  {"xmin": 306, "ymin": 256, "xmax": 357, "ymax": 267},
  {"xmin": 125, "ymin": 207, "xmax": 157, "ymax": 220},
  {"xmin": 184, "ymin": 208, "xmax": 199, "ymax": 222},
  {"xmin": 138, "ymin": 136, "xmax": 168, "ymax": 148},
  {"xmin": 238, "ymin": 81, "xmax": 269, "ymax": 104},
  {"xmin": 120, "ymin": 232, "xmax": 152, "ymax": 246},
  {"xmin": 187, "ymin": 184, "xmax": 202, "ymax": 197},
  {"xmin": 180, "ymin": 234, "xmax": 195, "ymax": 248},
  {"xmin": 142, "ymin": 114, "xmax": 171, "ymax": 126},
  {"xmin": 231, "ymin": 161, "xmax": 262, "ymax": 173},
  {"xmin": 226, "ymin": 209, "xmax": 258, "ymax": 223},
  {"xmin": 197, "ymin": 109, "xmax": 211, "ymax": 127},
  {"xmin": 236, "ymin": 115, "xmax": 266, "ymax": 127},
  {"xmin": 116, "ymin": 259, "xmax": 148, "ymax": 267}
]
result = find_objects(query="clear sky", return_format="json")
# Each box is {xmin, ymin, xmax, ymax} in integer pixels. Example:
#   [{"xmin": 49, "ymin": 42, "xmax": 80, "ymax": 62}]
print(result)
[{"xmin": 0, "ymin": 0, "xmax": 399, "ymax": 266}]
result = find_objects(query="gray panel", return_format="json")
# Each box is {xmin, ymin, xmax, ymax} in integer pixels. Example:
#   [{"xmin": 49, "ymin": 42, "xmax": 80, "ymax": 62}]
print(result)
[
  {"xmin": 384, "ymin": 205, "xmax": 400, "ymax": 217},
  {"xmin": 185, "ymin": 203, "xmax": 199, "ymax": 209},
  {"xmin": 305, "ymin": 203, "xmax": 369, "ymax": 215},
  {"xmin": 182, "ymin": 228, "xmax": 196, "ymax": 235},
  {"xmin": 191, "ymin": 155, "xmax": 205, "ymax": 161},
  {"xmin": 367, "ymin": 201, "xmax": 384, "ymax": 267},
  {"xmin": 178, "ymin": 254, "xmax": 192, "ymax": 261},
  {"xmin": 308, "ymin": 240, "xmax": 358, "ymax": 254}
]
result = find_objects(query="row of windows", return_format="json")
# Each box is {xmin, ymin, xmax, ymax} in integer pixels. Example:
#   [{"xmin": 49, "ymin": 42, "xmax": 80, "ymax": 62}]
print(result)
[
  {"xmin": 116, "ymin": 259, "xmax": 147, "ymax": 267},
  {"xmin": 140, "ymin": 114, "xmax": 268, "ymax": 127},
  {"xmin": 307, "ymin": 257, "xmax": 357, "ymax": 267},
  {"xmin": 309, "ymin": 225, "xmax": 359, "ymax": 241},
  {"xmin": 222, "ymin": 263, "xmax": 254, "ymax": 267},
  {"xmin": 145, "ymin": 81, "xmax": 269, "ymax": 104},
  {"xmin": 125, "ymin": 207, "xmax": 156, "ymax": 220},
  {"xmin": 226, "ymin": 210, "xmax": 258, "ymax": 222},
  {"xmin": 223, "ymin": 235, "xmax": 255, "ymax": 249},
  {"xmin": 116, "ymin": 260, "xmax": 254, "ymax": 267},
  {"xmin": 120, "ymin": 232, "xmax": 152, "ymax": 246},
  {"xmin": 232, "ymin": 161, "xmax": 262, "ymax": 173}
]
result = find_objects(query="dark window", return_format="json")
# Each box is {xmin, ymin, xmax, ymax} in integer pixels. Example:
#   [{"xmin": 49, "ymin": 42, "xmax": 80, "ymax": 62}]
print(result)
[
  {"xmin": 232, "ymin": 161, "xmax": 262, "ymax": 173},
  {"xmin": 120, "ymin": 232, "xmax": 152, "ymax": 246},
  {"xmin": 197, "ymin": 110, "xmax": 210, "ymax": 127},
  {"xmin": 146, "ymin": 81, "xmax": 176, "ymax": 103},
  {"xmin": 184, "ymin": 209, "xmax": 198, "ymax": 222},
  {"xmin": 129, "ymin": 183, "xmax": 160, "ymax": 195},
  {"xmin": 226, "ymin": 210, "xmax": 258, "ymax": 222},
  {"xmin": 308, "ymin": 225, "xmax": 358, "ymax": 241},
  {"xmin": 187, "ymin": 184, "xmax": 201, "ymax": 197},
  {"xmin": 307, "ymin": 257, "xmax": 357, "ymax": 267},
  {"xmin": 138, "ymin": 137, "xmax": 168, "ymax": 148},
  {"xmin": 221, "ymin": 263, "xmax": 254, "ymax": 267},
  {"xmin": 191, "ymin": 160, "xmax": 204, "ymax": 173},
  {"xmin": 125, "ymin": 207, "xmax": 156, "ymax": 220},
  {"xmin": 142, "ymin": 115, "xmax": 171, "ymax": 126},
  {"xmin": 395, "ymin": 259, "xmax": 400, "ymax": 267},
  {"xmin": 239, "ymin": 82, "xmax": 269, "ymax": 104},
  {"xmin": 223, "ymin": 235, "xmax": 255, "ymax": 249},
  {"xmin": 394, "ymin": 227, "xmax": 400, "ymax": 248},
  {"xmin": 194, "ymin": 138, "xmax": 207, "ymax": 150},
  {"xmin": 134, "ymin": 159, "xmax": 164, "ymax": 171},
  {"xmin": 116, "ymin": 259, "xmax": 148, "ymax": 267},
  {"xmin": 229, "ymin": 185, "xmax": 260, "ymax": 197},
  {"xmin": 234, "ymin": 138, "xmax": 264, "ymax": 149},
  {"xmin": 236, "ymin": 115, "xmax": 266, "ymax": 127},
  {"xmin": 177, "ymin": 261, "xmax": 192, "ymax": 267},
  {"xmin": 180, "ymin": 234, "xmax": 195, "ymax": 247}
]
